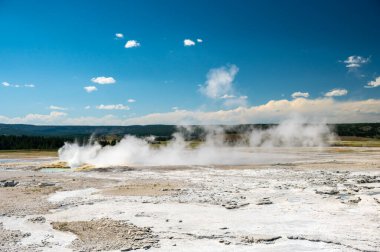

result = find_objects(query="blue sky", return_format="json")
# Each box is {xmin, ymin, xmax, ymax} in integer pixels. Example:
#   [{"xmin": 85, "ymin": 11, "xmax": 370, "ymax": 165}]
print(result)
[{"xmin": 0, "ymin": 0, "xmax": 379, "ymax": 125}]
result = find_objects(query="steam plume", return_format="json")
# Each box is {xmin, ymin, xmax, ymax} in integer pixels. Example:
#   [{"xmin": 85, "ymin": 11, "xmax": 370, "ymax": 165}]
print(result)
[{"xmin": 58, "ymin": 117, "xmax": 334, "ymax": 168}]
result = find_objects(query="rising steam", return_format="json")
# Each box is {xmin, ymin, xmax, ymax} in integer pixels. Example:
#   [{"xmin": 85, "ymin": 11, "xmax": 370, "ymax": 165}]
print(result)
[{"xmin": 58, "ymin": 117, "xmax": 334, "ymax": 168}]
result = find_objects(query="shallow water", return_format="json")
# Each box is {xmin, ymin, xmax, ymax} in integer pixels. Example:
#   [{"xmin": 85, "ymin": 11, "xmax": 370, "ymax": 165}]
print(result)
[{"xmin": 39, "ymin": 168, "xmax": 70, "ymax": 173}]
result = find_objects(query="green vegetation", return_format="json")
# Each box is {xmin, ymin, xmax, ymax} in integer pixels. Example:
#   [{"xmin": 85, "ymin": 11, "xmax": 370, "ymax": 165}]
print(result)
[
  {"xmin": 0, "ymin": 135, "xmax": 71, "ymax": 150},
  {"xmin": 0, "ymin": 123, "xmax": 378, "ymax": 150}
]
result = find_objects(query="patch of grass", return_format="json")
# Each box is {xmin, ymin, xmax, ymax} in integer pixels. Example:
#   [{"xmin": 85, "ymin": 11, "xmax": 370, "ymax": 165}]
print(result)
[
  {"xmin": 332, "ymin": 140, "xmax": 380, "ymax": 147},
  {"xmin": 0, "ymin": 150, "xmax": 58, "ymax": 158}
]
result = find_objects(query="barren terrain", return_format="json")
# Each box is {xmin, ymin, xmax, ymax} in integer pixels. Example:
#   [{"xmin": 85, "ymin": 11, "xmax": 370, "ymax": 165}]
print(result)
[{"xmin": 1, "ymin": 147, "xmax": 379, "ymax": 251}]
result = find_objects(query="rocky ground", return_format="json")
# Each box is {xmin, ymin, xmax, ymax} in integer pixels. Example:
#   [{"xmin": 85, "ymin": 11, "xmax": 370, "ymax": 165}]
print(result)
[{"xmin": 0, "ymin": 147, "xmax": 379, "ymax": 251}]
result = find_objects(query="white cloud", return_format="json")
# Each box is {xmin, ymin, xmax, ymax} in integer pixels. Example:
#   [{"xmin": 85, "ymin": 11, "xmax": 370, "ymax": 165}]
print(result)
[
  {"xmin": 172, "ymin": 107, "xmax": 179, "ymax": 111},
  {"xmin": 84, "ymin": 86, "xmax": 97, "ymax": 93},
  {"xmin": 0, "ymin": 111, "xmax": 67, "ymax": 125},
  {"xmin": 325, "ymin": 88, "xmax": 348, "ymax": 97},
  {"xmin": 118, "ymin": 98, "xmax": 380, "ymax": 125},
  {"xmin": 49, "ymin": 105, "xmax": 67, "ymax": 111},
  {"xmin": 84, "ymin": 106, "xmax": 91, "ymax": 110},
  {"xmin": 124, "ymin": 40, "xmax": 140, "ymax": 48},
  {"xmin": 115, "ymin": 33, "xmax": 124, "ymax": 39},
  {"xmin": 343, "ymin": 55, "xmax": 370, "ymax": 69},
  {"xmin": 200, "ymin": 65, "xmax": 239, "ymax": 99},
  {"xmin": 96, "ymin": 104, "xmax": 130, "ymax": 110},
  {"xmin": 1, "ymin": 98, "xmax": 380, "ymax": 125},
  {"xmin": 2, "ymin": 82, "xmax": 35, "ymax": 88},
  {"xmin": 220, "ymin": 94, "xmax": 236, "ymax": 99},
  {"xmin": 291, "ymin": 91, "xmax": 309, "ymax": 99},
  {"xmin": 197, "ymin": 38, "xmax": 203, "ymax": 43},
  {"xmin": 91, "ymin": 76, "xmax": 116, "ymax": 85},
  {"xmin": 184, "ymin": 39, "xmax": 195, "ymax": 46},
  {"xmin": 127, "ymin": 99, "xmax": 136, "ymax": 103},
  {"xmin": 365, "ymin": 76, "xmax": 380, "ymax": 88}
]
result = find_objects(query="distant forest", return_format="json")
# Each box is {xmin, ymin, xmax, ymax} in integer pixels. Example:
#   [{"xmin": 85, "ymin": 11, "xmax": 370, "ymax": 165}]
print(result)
[
  {"xmin": 0, "ymin": 135, "xmax": 72, "ymax": 150},
  {"xmin": 0, "ymin": 123, "xmax": 379, "ymax": 150}
]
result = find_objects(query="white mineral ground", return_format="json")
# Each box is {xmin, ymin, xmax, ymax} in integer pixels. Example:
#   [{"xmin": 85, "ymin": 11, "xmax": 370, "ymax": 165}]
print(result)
[{"xmin": 0, "ymin": 147, "xmax": 379, "ymax": 251}]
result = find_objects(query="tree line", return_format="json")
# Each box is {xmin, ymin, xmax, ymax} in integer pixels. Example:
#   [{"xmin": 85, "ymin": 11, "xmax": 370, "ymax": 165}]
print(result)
[{"xmin": 0, "ymin": 135, "xmax": 72, "ymax": 150}]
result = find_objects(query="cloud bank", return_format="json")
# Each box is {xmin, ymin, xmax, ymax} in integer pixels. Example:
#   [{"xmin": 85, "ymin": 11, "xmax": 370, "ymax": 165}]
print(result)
[{"xmin": 1, "ymin": 98, "xmax": 379, "ymax": 125}]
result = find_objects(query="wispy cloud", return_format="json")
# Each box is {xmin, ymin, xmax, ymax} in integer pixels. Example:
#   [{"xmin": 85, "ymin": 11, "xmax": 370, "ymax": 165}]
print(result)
[
  {"xmin": 2, "ymin": 81, "xmax": 35, "ymax": 88},
  {"xmin": 84, "ymin": 86, "xmax": 97, "ymax": 93},
  {"xmin": 220, "ymin": 94, "xmax": 236, "ymax": 99},
  {"xmin": 365, "ymin": 76, "xmax": 380, "ymax": 88},
  {"xmin": 96, "ymin": 104, "xmax": 130, "ymax": 110},
  {"xmin": 342, "ymin": 55, "xmax": 370, "ymax": 70},
  {"xmin": 200, "ymin": 65, "xmax": 239, "ymax": 99},
  {"xmin": 115, "ymin": 33, "xmax": 124, "ymax": 39},
  {"xmin": 127, "ymin": 99, "xmax": 136, "ymax": 103},
  {"xmin": 291, "ymin": 91, "xmax": 309, "ymax": 99},
  {"xmin": 197, "ymin": 38, "xmax": 203, "ymax": 43},
  {"xmin": 91, "ymin": 76, "xmax": 116, "ymax": 85},
  {"xmin": 49, "ymin": 105, "xmax": 67, "ymax": 111},
  {"xmin": 184, "ymin": 39, "xmax": 195, "ymax": 46},
  {"xmin": 325, "ymin": 88, "xmax": 348, "ymax": 97},
  {"xmin": 124, "ymin": 40, "xmax": 140, "ymax": 48},
  {"xmin": 84, "ymin": 106, "xmax": 91, "ymax": 110},
  {"xmin": 0, "ymin": 111, "xmax": 67, "ymax": 124}
]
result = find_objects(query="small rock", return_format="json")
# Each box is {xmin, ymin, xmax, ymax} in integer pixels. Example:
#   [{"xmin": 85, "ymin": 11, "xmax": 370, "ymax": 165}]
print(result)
[
  {"xmin": 27, "ymin": 216, "xmax": 46, "ymax": 223},
  {"xmin": 0, "ymin": 180, "xmax": 18, "ymax": 187},
  {"xmin": 242, "ymin": 234, "xmax": 282, "ymax": 243},
  {"xmin": 256, "ymin": 198, "xmax": 273, "ymax": 205},
  {"xmin": 315, "ymin": 188, "xmax": 339, "ymax": 195},
  {"xmin": 38, "ymin": 182, "xmax": 55, "ymax": 187}
]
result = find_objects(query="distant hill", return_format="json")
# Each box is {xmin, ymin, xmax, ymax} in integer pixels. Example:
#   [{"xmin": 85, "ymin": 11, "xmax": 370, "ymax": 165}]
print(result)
[
  {"xmin": 0, "ymin": 124, "xmax": 177, "ymax": 138},
  {"xmin": 0, "ymin": 123, "xmax": 379, "ymax": 139}
]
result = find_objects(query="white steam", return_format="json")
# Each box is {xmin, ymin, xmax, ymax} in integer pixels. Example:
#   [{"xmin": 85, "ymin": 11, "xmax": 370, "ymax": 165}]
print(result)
[{"xmin": 58, "ymin": 117, "xmax": 334, "ymax": 168}]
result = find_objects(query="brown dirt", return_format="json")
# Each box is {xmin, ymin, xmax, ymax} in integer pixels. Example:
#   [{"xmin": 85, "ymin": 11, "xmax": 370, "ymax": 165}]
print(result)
[
  {"xmin": 0, "ymin": 186, "xmax": 60, "ymax": 216},
  {"xmin": 102, "ymin": 179, "xmax": 183, "ymax": 196},
  {"xmin": 0, "ymin": 150, "xmax": 57, "ymax": 159},
  {"xmin": 51, "ymin": 218, "xmax": 159, "ymax": 251},
  {"xmin": 0, "ymin": 170, "xmax": 119, "ymax": 216}
]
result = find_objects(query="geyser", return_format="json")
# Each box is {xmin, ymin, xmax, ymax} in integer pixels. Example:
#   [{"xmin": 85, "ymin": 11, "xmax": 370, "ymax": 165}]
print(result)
[{"xmin": 58, "ymin": 117, "xmax": 334, "ymax": 168}]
